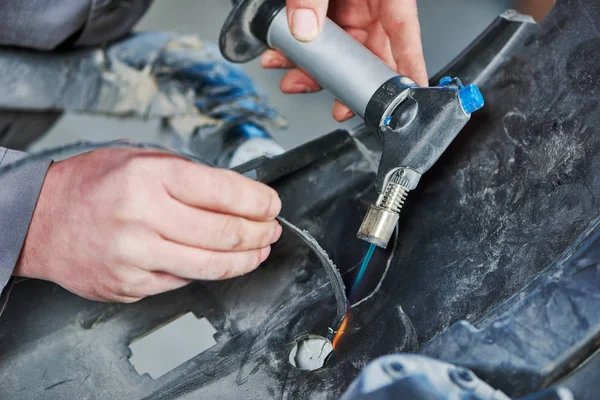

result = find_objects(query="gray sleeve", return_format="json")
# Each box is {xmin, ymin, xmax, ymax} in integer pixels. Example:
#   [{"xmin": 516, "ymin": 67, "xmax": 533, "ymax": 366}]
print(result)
[
  {"xmin": 0, "ymin": 148, "xmax": 51, "ymax": 310},
  {"xmin": 0, "ymin": 0, "xmax": 153, "ymax": 50}
]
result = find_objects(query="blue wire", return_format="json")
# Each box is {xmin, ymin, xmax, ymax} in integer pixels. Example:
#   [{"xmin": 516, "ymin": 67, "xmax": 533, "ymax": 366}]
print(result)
[{"xmin": 351, "ymin": 243, "xmax": 377, "ymax": 293}]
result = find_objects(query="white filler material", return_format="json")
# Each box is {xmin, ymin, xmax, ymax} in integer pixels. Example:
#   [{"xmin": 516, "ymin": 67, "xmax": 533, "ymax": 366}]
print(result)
[
  {"xmin": 289, "ymin": 335, "xmax": 334, "ymax": 371},
  {"xmin": 129, "ymin": 312, "xmax": 217, "ymax": 379}
]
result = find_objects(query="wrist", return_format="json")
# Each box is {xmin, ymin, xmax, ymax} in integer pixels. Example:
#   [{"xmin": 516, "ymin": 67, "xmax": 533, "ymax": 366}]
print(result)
[{"xmin": 14, "ymin": 162, "xmax": 61, "ymax": 281}]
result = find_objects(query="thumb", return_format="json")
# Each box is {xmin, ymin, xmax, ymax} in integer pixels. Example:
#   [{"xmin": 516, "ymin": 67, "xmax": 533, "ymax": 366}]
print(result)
[{"xmin": 286, "ymin": 0, "xmax": 329, "ymax": 42}]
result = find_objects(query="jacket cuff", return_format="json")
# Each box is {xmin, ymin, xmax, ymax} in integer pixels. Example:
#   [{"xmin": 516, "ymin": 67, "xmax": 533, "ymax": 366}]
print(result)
[{"xmin": 0, "ymin": 148, "xmax": 51, "ymax": 307}]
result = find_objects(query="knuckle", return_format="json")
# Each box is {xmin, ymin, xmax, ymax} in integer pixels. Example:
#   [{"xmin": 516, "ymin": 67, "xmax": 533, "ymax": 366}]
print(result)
[
  {"xmin": 260, "ymin": 193, "xmax": 274, "ymax": 218},
  {"xmin": 172, "ymin": 158, "xmax": 205, "ymax": 187},
  {"xmin": 387, "ymin": 18, "xmax": 407, "ymax": 31},
  {"xmin": 164, "ymin": 157, "xmax": 184, "ymax": 178},
  {"xmin": 114, "ymin": 158, "xmax": 169, "ymax": 220},
  {"xmin": 259, "ymin": 222, "xmax": 276, "ymax": 247},
  {"xmin": 131, "ymin": 271, "xmax": 154, "ymax": 287},
  {"xmin": 203, "ymin": 251, "xmax": 224, "ymax": 277},
  {"xmin": 216, "ymin": 173, "xmax": 237, "ymax": 207},
  {"xmin": 108, "ymin": 230, "xmax": 146, "ymax": 265},
  {"xmin": 106, "ymin": 229, "xmax": 130, "ymax": 259},
  {"xmin": 215, "ymin": 265, "xmax": 234, "ymax": 280},
  {"xmin": 94, "ymin": 280, "xmax": 139, "ymax": 303},
  {"xmin": 251, "ymin": 249, "xmax": 263, "ymax": 270},
  {"xmin": 221, "ymin": 217, "xmax": 245, "ymax": 250},
  {"xmin": 152, "ymin": 273, "xmax": 187, "ymax": 293},
  {"xmin": 208, "ymin": 184, "xmax": 233, "ymax": 213},
  {"xmin": 204, "ymin": 251, "xmax": 237, "ymax": 280},
  {"xmin": 112, "ymin": 184, "xmax": 146, "ymax": 223},
  {"xmin": 268, "ymin": 190, "xmax": 281, "ymax": 216},
  {"xmin": 111, "ymin": 270, "xmax": 146, "ymax": 298},
  {"xmin": 393, "ymin": 42, "xmax": 423, "ymax": 62},
  {"xmin": 120, "ymin": 154, "xmax": 148, "ymax": 182},
  {"xmin": 115, "ymin": 280, "xmax": 134, "ymax": 297},
  {"xmin": 253, "ymin": 187, "xmax": 279, "ymax": 219},
  {"xmin": 244, "ymin": 250, "xmax": 262, "ymax": 273},
  {"xmin": 89, "ymin": 285, "xmax": 110, "ymax": 302},
  {"xmin": 201, "ymin": 250, "xmax": 261, "ymax": 281}
]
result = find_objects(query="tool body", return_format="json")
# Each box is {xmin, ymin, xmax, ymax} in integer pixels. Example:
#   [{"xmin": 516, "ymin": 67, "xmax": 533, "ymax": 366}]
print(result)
[{"xmin": 221, "ymin": 0, "xmax": 484, "ymax": 248}]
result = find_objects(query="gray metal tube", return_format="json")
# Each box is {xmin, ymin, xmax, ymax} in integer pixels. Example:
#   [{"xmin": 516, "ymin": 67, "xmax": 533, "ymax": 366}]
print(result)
[{"xmin": 266, "ymin": 7, "xmax": 397, "ymax": 118}]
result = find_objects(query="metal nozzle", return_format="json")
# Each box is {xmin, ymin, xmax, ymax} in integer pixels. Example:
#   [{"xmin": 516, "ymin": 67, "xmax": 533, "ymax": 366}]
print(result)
[{"xmin": 357, "ymin": 182, "xmax": 409, "ymax": 248}]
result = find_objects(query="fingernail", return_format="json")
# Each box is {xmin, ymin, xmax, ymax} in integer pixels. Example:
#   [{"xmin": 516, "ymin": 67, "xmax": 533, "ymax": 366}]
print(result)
[
  {"xmin": 292, "ymin": 9, "xmax": 319, "ymax": 42},
  {"xmin": 271, "ymin": 223, "xmax": 283, "ymax": 243},
  {"xmin": 344, "ymin": 110, "xmax": 355, "ymax": 120},
  {"xmin": 260, "ymin": 246, "xmax": 272, "ymax": 263},
  {"xmin": 269, "ymin": 195, "xmax": 282, "ymax": 218}
]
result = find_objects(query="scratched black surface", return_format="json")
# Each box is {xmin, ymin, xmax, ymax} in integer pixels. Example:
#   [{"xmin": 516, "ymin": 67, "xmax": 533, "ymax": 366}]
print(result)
[
  {"xmin": 422, "ymin": 217, "xmax": 600, "ymax": 397},
  {"xmin": 394, "ymin": 0, "xmax": 600, "ymax": 344},
  {"xmin": 2, "ymin": 0, "xmax": 600, "ymax": 398}
]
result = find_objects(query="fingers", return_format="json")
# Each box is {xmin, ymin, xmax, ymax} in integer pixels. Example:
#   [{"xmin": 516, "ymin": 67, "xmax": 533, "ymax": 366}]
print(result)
[
  {"xmin": 332, "ymin": 100, "xmax": 354, "ymax": 122},
  {"xmin": 327, "ymin": 1, "xmax": 371, "ymax": 28},
  {"xmin": 151, "ymin": 197, "xmax": 282, "ymax": 251},
  {"xmin": 164, "ymin": 162, "xmax": 281, "ymax": 222},
  {"xmin": 344, "ymin": 27, "xmax": 369, "ymax": 47},
  {"xmin": 364, "ymin": 22, "xmax": 397, "ymax": 69},
  {"xmin": 278, "ymin": 70, "xmax": 354, "ymax": 121},
  {"xmin": 260, "ymin": 50, "xmax": 323, "ymax": 93},
  {"xmin": 380, "ymin": 0, "xmax": 428, "ymax": 86},
  {"xmin": 150, "ymin": 241, "xmax": 272, "ymax": 281},
  {"xmin": 113, "ymin": 271, "xmax": 192, "ymax": 300},
  {"xmin": 261, "ymin": 50, "xmax": 295, "ymax": 69},
  {"xmin": 106, "ymin": 243, "xmax": 270, "ymax": 300},
  {"xmin": 146, "ymin": 272, "xmax": 192, "ymax": 295},
  {"xmin": 286, "ymin": 0, "xmax": 329, "ymax": 42},
  {"xmin": 280, "ymin": 69, "xmax": 322, "ymax": 93},
  {"xmin": 267, "ymin": 63, "xmax": 353, "ymax": 120}
]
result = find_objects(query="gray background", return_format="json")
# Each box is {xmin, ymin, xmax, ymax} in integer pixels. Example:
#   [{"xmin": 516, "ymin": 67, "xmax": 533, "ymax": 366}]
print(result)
[{"xmin": 32, "ymin": 0, "xmax": 512, "ymax": 152}]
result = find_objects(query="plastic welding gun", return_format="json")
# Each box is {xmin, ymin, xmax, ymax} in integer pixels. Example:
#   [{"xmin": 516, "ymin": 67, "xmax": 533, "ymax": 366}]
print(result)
[{"xmin": 220, "ymin": 0, "xmax": 484, "ymax": 249}]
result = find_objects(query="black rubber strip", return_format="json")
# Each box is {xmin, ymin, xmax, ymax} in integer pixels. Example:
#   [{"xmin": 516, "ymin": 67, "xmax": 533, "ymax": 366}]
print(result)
[{"xmin": 276, "ymin": 217, "xmax": 348, "ymax": 335}]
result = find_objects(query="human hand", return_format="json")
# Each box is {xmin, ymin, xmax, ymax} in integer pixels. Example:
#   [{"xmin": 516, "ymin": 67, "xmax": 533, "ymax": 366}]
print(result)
[
  {"xmin": 14, "ymin": 148, "xmax": 282, "ymax": 303},
  {"xmin": 261, "ymin": 0, "xmax": 428, "ymax": 121}
]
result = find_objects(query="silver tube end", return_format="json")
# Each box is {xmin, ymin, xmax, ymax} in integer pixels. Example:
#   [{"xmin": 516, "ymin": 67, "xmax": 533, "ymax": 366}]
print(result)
[{"xmin": 356, "ymin": 205, "xmax": 399, "ymax": 248}]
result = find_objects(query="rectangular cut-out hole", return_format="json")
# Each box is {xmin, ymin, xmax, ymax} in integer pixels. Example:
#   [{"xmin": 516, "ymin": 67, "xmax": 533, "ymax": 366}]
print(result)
[{"xmin": 128, "ymin": 312, "xmax": 217, "ymax": 379}]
